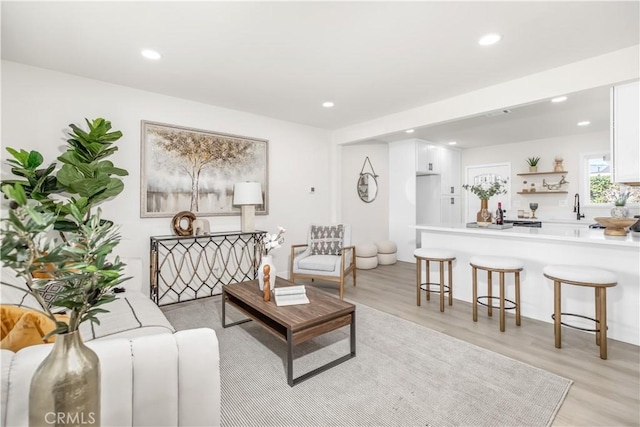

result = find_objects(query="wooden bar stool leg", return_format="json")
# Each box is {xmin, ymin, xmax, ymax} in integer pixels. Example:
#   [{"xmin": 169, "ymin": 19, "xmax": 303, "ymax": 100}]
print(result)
[
  {"xmin": 487, "ymin": 271, "xmax": 493, "ymax": 317},
  {"xmin": 595, "ymin": 287, "xmax": 601, "ymax": 346},
  {"xmin": 439, "ymin": 260, "xmax": 445, "ymax": 312},
  {"xmin": 448, "ymin": 260, "xmax": 453, "ymax": 306},
  {"xmin": 554, "ymin": 280, "xmax": 562, "ymax": 349},
  {"xmin": 426, "ymin": 260, "xmax": 431, "ymax": 301},
  {"xmin": 472, "ymin": 266, "xmax": 478, "ymax": 322},
  {"xmin": 599, "ymin": 288, "xmax": 608, "ymax": 360},
  {"xmin": 515, "ymin": 271, "xmax": 521, "ymax": 326},
  {"xmin": 499, "ymin": 272, "xmax": 506, "ymax": 332},
  {"xmin": 417, "ymin": 258, "xmax": 422, "ymax": 306}
]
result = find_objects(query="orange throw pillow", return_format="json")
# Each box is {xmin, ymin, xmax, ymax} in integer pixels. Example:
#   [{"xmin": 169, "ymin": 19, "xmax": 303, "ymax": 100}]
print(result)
[{"xmin": 0, "ymin": 305, "xmax": 68, "ymax": 352}]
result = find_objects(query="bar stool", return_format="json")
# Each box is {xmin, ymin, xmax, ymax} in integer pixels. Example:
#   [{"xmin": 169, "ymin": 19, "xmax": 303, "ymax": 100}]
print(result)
[
  {"xmin": 543, "ymin": 265, "xmax": 617, "ymax": 360},
  {"xmin": 414, "ymin": 248, "xmax": 456, "ymax": 312},
  {"xmin": 470, "ymin": 256, "xmax": 523, "ymax": 332}
]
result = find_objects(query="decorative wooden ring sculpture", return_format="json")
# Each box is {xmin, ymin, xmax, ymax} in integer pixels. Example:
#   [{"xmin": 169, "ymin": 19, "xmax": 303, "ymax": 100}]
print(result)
[{"xmin": 172, "ymin": 211, "xmax": 197, "ymax": 236}]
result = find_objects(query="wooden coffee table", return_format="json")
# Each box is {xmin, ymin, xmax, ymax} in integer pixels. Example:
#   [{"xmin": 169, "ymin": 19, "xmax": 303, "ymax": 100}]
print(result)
[{"xmin": 222, "ymin": 277, "xmax": 356, "ymax": 386}]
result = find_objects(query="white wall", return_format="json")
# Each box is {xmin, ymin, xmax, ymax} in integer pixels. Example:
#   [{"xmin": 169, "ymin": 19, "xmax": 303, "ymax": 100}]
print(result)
[
  {"xmin": 461, "ymin": 130, "xmax": 632, "ymax": 222},
  {"xmin": 1, "ymin": 61, "xmax": 332, "ymax": 286},
  {"xmin": 340, "ymin": 143, "xmax": 389, "ymax": 246}
]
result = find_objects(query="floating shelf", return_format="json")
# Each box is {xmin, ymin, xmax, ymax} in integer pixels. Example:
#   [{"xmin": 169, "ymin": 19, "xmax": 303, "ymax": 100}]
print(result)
[
  {"xmin": 517, "ymin": 191, "xmax": 568, "ymax": 194},
  {"xmin": 517, "ymin": 171, "xmax": 568, "ymax": 176}
]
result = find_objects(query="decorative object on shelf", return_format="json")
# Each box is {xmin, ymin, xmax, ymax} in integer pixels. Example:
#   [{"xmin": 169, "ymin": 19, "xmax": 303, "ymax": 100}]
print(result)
[
  {"xmin": 554, "ymin": 156, "xmax": 564, "ymax": 172},
  {"xmin": 529, "ymin": 203, "xmax": 539, "ymax": 219},
  {"xmin": 263, "ymin": 264, "xmax": 271, "ymax": 302},
  {"xmin": 257, "ymin": 226, "xmax": 285, "ymax": 291},
  {"xmin": 357, "ymin": 156, "xmax": 379, "ymax": 203},
  {"xmin": 594, "ymin": 217, "xmax": 638, "ymax": 236},
  {"xmin": 527, "ymin": 156, "xmax": 540, "ymax": 173},
  {"xmin": 172, "ymin": 211, "xmax": 197, "ymax": 236},
  {"xmin": 530, "ymin": 183, "xmax": 536, "ymax": 192},
  {"xmin": 542, "ymin": 175, "xmax": 569, "ymax": 191},
  {"xmin": 140, "ymin": 120, "xmax": 268, "ymax": 218},
  {"xmin": 1, "ymin": 118, "xmax": 129, "ymax": 427},
  {"xmin": 193, "ymin": 218, "xmax": 211, "ymax": 235},
  {"xmin": 233, "ymin": 182, "xmax": 263, "ymax": 232},
  {"xmin": 463, "ymin": 175, "xmax": 507, "ymax": 223}
]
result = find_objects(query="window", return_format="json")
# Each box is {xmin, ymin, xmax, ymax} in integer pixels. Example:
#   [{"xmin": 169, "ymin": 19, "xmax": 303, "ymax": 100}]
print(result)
[{"xmin": 583, "ymin": 152, "xmax": 639, "ymax": 205}]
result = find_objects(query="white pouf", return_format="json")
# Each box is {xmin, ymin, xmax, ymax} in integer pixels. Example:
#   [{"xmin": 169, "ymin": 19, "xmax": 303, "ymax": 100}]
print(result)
[
  {"xmin": 375, "ymin": 240, "xmax": 397, "ymax": 265},
  {"xmin": 356, "ymin": 244, "xmax": 379, "ymax": 270}
]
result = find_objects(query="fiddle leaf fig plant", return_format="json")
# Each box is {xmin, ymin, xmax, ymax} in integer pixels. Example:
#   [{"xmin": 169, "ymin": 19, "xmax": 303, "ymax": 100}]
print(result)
[{"xmin": 0, "ymin": 118, "xmax": 129, "ymax": 336}]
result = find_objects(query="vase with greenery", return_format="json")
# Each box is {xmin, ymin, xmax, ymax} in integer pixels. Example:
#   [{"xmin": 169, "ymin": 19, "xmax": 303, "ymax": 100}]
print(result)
[
  {"xmin": 0, "ymin": 118, "xmax": 129, "ymax": 427},
  {"xmin": 526, "ymin": 156, "xmax": 540, "ymax": 172},
  {"xmin": 462, "ymin": 179, "xmax": 508, "ymax": 223}
]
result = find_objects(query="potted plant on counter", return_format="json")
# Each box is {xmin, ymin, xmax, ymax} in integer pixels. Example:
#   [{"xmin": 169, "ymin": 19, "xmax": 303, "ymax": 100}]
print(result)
[
  {"xmin": 527, "ymin": 156, "xmax": 540, "ymax": 173},
  {"xmin": 462, "ymin": 178, "xmax": 508, "ymax": 223}
]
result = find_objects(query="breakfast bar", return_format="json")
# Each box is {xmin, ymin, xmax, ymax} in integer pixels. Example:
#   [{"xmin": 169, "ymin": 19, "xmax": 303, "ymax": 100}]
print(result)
[{"xmin": 415, "ymin": 224, "xmax": 640, "ymax": 345}]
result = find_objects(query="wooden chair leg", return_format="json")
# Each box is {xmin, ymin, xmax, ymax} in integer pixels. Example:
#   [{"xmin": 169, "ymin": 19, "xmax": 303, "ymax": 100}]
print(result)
[
  {"xmin": 416, "ymin": 258, "xmax": 421, "ymax": 306},
  {"xmin": 439, "ymin": 260, "xmax": 445, "ymax": 312},
  {"xmin": 426, "ymin": 260, "xmax": 431, "ymax": 301},
  {"xmin": 515, "ymin": 271, "xmax": 521, "ymax": 326},
  {"xmin": 472, "ymin": 266, "xmax": 478, "ymax": 322},
  {"xmin": 448, "ymin": 260, "xmax": 453, "ymax": 306},
  {"xmin": 487, "ymin": 271, "xmax": 493, "ymax": 317},
  {"xmin": 554, "ymin": 280, "xmax": 562, "ymax": 349},
  {"xmin": 339, "ymin": 277, "xmax": 344, "ymax": 300},
  {"xmin": 499, "ymin": 272, "xmax": 506, "ymax": 332},
  {"xmin": 599, "ymin": 288, "xmax": 608, "ymax": 360},
  {"xmin": 595, "ymin": 287, "xmax": 601, "ymax": 346}
]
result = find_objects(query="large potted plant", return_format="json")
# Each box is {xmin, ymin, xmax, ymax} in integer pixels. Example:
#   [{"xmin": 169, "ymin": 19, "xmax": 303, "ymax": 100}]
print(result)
[
  {"xmin": 462, "ymin": 179, "xmax": 508, "ymax": 223},
  {"xmin": 0, "ymin": 118, "xmax": 128, "ymax": 426}
]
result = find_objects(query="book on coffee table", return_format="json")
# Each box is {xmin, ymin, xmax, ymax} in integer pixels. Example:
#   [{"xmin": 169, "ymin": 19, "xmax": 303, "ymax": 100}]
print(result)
[{"xmin": 273, "ymin": 285, "xmax": 309, "ymax": 306}]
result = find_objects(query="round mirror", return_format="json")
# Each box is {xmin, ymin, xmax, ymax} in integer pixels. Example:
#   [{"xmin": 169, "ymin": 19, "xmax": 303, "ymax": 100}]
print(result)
[{"xmin": 357, "ymin": 173, "xmax": 378, "ymax": 203}]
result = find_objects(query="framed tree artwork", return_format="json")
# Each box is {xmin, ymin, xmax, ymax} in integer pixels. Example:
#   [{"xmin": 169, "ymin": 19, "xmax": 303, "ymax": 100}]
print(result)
[{"xmin": 140, "ymin": 121, "xmax": 268, "ymax": 217}]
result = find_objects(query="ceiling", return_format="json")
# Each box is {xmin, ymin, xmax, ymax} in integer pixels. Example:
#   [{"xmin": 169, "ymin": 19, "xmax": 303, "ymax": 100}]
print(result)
[{"xmin": 2, "ymin": 1, "xmax": 639, "ymax": 144}]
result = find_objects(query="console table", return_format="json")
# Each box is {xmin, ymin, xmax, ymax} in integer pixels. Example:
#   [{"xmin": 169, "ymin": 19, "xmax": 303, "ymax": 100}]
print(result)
[{"xmin": 150, "ymin": 231, "xmax": 266, "ymax": 306}]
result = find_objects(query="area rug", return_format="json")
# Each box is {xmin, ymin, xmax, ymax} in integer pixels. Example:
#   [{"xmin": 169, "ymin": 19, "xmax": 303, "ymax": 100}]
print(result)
[{"xmin": 162, "ymin": 296, "xmax": 572, "ymax": 426}]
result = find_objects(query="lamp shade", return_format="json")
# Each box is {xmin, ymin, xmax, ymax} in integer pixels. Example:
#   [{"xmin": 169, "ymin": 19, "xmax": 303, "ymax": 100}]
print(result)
[{"xmin": 233, "ymin": 182, "xmax": 263, "ymax": 205}]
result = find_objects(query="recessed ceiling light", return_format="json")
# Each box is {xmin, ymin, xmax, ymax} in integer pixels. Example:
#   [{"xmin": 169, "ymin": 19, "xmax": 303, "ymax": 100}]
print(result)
[
  {"xmin": 479, "ymin": 34, "xmax": 501, "ymax": 46},
  {"xmin": 141, "ymin": 49, "xmax": 162, "ymax": 60},
  {"xmin": 577, "ymin": 121, "xmax": 591, "ymax": 126},
  {"xmin": 405, "ymin": 129, "xmax": 415, "ymax": 133},
  {"xmin": 448, "ymin": 141, "xmax": 457, "ymax": 145},
  {"xmin": 322, "ymin": 101, "xmax": 334, "ymax": 108},
  {"xmin": 551, "ymin": 96, "xmax": 568, "ymax": 103}
]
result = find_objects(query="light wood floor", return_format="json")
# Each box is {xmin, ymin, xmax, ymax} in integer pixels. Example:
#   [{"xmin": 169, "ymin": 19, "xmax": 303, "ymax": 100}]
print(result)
[{"xmin": 296, "ymin": 261, "xmax": 640, "ymax": 427}]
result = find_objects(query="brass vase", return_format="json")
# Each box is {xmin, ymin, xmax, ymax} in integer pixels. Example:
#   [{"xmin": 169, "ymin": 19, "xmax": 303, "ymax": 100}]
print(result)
[
  {"xmin": 29, "ymin": 330, "xmax": 100, "ymax": 427},
  {"xmin": 476, "ymin": 199, "xmax": 492, "ymax": 223}
]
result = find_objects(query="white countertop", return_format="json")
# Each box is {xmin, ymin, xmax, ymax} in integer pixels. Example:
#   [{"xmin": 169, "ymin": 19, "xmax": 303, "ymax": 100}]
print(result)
[{"xmin": 415, "ymin": 223, "xmax": 640, "ymax": 248}]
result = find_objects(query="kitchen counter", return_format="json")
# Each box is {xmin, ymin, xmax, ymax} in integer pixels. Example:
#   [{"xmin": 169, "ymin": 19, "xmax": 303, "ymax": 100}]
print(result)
[
  {"xmin": 416, "ymin": 223, "xmax": 640, "ymax": 248},
  {"xmin": 415, "ymin": 223, "xmax": 639, "ymax": 346}
]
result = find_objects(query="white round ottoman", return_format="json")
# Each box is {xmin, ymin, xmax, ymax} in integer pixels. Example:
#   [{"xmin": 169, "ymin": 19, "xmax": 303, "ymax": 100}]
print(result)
[
  {"xmin": 356, "ymin": 244, "xmax": 378, "ymax": 270},
  {"xmin": 375, "ymin": 240, "xmax": 398, "ymax": 265}
]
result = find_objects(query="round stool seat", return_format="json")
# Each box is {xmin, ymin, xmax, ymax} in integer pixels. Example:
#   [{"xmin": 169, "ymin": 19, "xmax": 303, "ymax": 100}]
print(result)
[
  {"xmin": 356, "ymin": 244, "xmax": 378, "ymax": 258},
  {"xmin": 543, "ymin": 265, "xmax": 617, "ymax": 286},
  {"xmin": 414, "ymin": 248, "xmax": 456, "ymax": 260},
  {"xmin": 356, "ymin": 256, "xmax": 378, "ymax": 270},
  {"xmin": 375, "ymin": 240, "xmax": 397, "ymax": 254},
  {"xmin": 470, "ymin": 255, "xmax": 524, "ymax": 271}
]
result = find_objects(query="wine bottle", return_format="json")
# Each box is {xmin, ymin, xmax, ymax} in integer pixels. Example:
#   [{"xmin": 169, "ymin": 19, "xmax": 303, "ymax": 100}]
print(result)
[{"xmin": 496, "ymin": 202, "xmax": 504, "ymax": 225}]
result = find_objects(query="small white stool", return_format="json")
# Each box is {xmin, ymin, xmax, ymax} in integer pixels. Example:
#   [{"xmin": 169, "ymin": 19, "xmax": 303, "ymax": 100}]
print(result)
[
  {"xmin": 356, "ymin": 244, "xmax": 378, "ymax": 270},
  {"xmin": 376, "ymin": 240, "xmax": 397, "ymax": 265},
  {"xmin": 414, "ymin": 248, "xmax": 456, "ymax": 312},
  {"xmin": 543, "ymin": 265, "xmax": 617, "ymax": 360},
  {"xmin": 470, "ymin": 256, "xmax": 524, "ymax": 332}
]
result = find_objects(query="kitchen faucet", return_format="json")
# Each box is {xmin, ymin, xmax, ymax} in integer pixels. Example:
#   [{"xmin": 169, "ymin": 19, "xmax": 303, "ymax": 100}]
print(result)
[{"xmin": 574, "ymin": 193, "xmax": 585, "ymax": 220}]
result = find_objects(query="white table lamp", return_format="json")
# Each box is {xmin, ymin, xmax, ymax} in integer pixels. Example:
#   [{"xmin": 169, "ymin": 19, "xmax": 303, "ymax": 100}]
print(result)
[{"xmin": 233, "ymin": 182, "xmax": 263, "ymax": 232}]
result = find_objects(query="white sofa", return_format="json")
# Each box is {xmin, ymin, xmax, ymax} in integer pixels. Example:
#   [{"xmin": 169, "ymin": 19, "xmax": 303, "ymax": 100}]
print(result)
[{"xmin": 0, "ymin": 262, "xmax": 221, "ymax": 427}]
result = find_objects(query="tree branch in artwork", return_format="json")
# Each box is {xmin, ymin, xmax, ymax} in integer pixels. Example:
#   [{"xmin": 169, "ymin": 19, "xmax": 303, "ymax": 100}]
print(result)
[{"xmin": 150, "ymin": 128, "xmax": 255, "ymax": 212}]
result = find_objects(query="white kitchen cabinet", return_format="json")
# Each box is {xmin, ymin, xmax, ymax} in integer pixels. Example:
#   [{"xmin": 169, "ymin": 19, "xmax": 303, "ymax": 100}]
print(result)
[
  {"xmin": 611, "ymin": 81, "xmax": 640, "ymax": 184},
  {"xmin": 416, "ymin": 141, "xmax": 441, "ymax": 175},
  {"xmin": 389, "ymin": 140, "xmax": 418, "ymax": 262},
  {"xmin": 439, "ymin": 148, "xmax": 461, "ymax": 195},
  {"xmin": 440, "ymin": 195, "xmax": 462, "ymax": 223}
]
